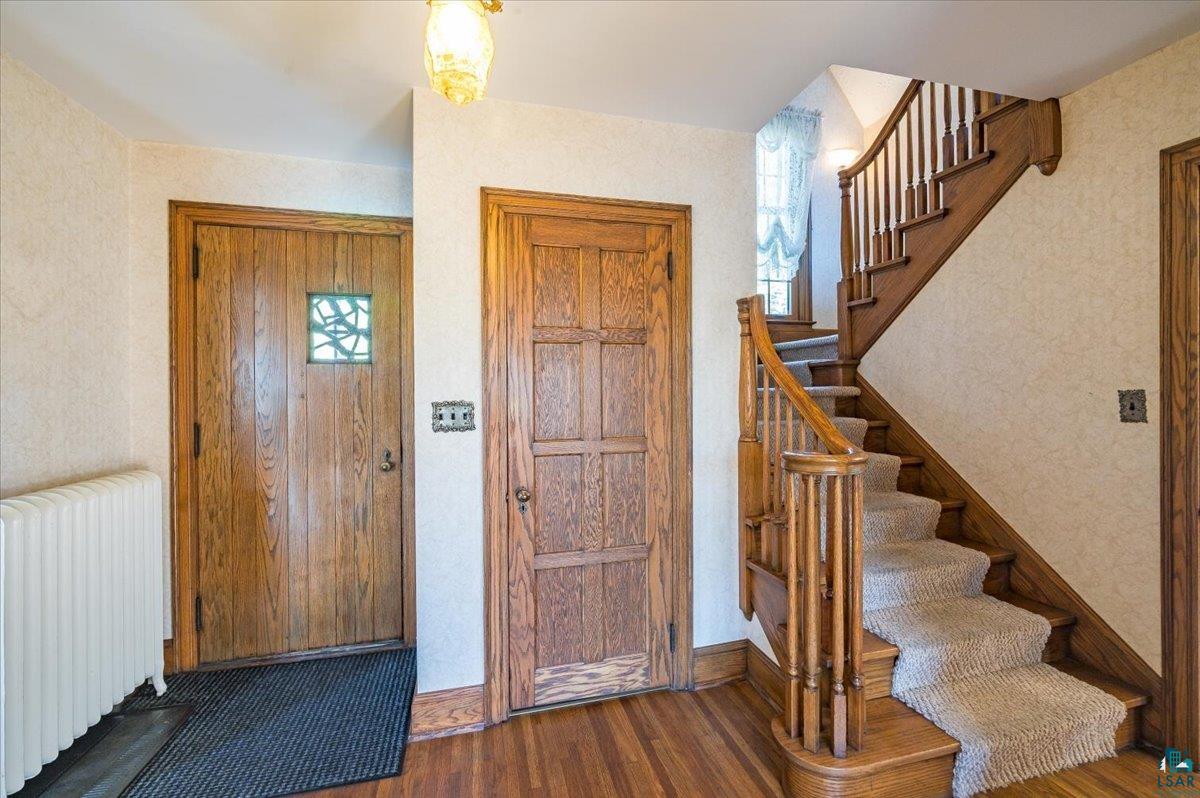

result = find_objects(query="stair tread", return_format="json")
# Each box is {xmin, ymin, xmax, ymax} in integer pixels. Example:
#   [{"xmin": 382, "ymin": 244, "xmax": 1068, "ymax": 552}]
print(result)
[
  {"xmin": 1052, "ymin": 659, "xmax": 1149, "ymax": 709},
  {"xmin": 776, "ymin": 625, "xmax": 900, "ymax": 664},
  {"xmin": 932, "ymin": 150, "xmax": 994, "ymax": 183},
  {"xmin": 996, "ymin": 592, "xmax": 1076, "ymax": 628},
  {"xmin": 774, "ymin": 334, "xmax": 838, "ymax": 354},
  {"xmin": 772, "ymin": 697, "xmax": 959, "ymax": 770},
  {"xmin": 943, "ymin": 537, "xmax": 1015, "ymax": 564},
  {"xmin": 896, "ymin": 454, "xmax": 923, "ymax": 467},
  {"xmin": 896, "ymin": 207, "xmax": 947, "ymax": 232}
]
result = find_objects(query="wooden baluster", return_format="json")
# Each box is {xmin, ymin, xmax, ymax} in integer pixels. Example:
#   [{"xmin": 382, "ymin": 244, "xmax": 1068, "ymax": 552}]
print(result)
[
  {"xmin": 829, "ymin": 474, "xmax": 847, "ymax": 758},
  {"xmin": 773, "ymin": 373, "xmax": 782, "ymax": 518},
  {"xmin": 979, "ymin": 90, "xmax": 994, "ymax": 116},
  {"xmin": 737, "ymin": 303, "xmax": 758, "ymax": 617},
  {"xmin": 840, "ymin": 176, "xmax": 854, "ymax": 302},
  {"xmin": 785, "ymin": 402, "xmax": 795, "ymax": 460},
  {"xmin": 801, "ymin": 472, "xmax": 821, "ymax": 753},
  {"xmin": 846, "ymin": 471, "xmax": 865, "ymax": 750},
  {"xmin": 941, "ymin": 83, "xmax": 954, "ymax": 169},
  {"xmin": 760, "ymin": 368, "xmax": 772, "ymax": 568},
  {"xmin": 915, "ymin": 86, "xmax": 927, "ymax": 216},
  {"xmin": 928, "ymin": 83, "xmax": 940, "ymax": 208},
  {"xmin": 892, "ymin": 129, "xmax": 902, "ymax": 254},
  {"xmin": 904, "ymin": 105, "xmax": 915, "ymax": 220},
  {"xmin": 971, "ymin": 89, "xmax": 983, "ymax": 156},
  {"xmin": 856, "ymin": 173, "xmax": 867, "ymax": 297},
  {"xmin": 848, "ymin": 176, "xmax": 860, "ymax": 301},
  {"xmin": 881, "ymin": 139, "xmax": 892, "ymax": 262},
  {"xmin": 955, "ymin": 86, "xmax": 969, "ymax": 162},
  {"xmin": 785, "ymin": 471, "xmax": 801, "ymax": 738},
  {"xmin": 871, "ymin": 159, "xmax": 881, "ymax": 267}
]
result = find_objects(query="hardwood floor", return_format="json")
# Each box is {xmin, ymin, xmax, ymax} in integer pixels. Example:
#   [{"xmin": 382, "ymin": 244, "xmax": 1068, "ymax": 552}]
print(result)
[{"xmin": 311, "ymin": 680, "xmax": 1158, "ymax": 797}]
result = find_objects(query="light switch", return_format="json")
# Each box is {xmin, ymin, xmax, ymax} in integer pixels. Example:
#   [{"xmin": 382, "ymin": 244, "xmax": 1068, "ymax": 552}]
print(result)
[
  {"xmin": 432, "ymin": 400, "xmax": 476, "ymax": 432},
  {"xmin": 1118, "ymin": 389, "xmax": 1147, "ymax": 423}
]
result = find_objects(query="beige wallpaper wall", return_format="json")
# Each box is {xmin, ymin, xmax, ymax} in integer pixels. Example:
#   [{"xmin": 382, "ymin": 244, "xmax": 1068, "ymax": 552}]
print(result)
[
  {"xmin": 860, "ymin": 32, "xmax": 1200, "ymax": 672},
  {"xmin": 412, "ymin": 88, "xmax": 757, "ymax": 691},
  {"xmin": 129, "ymin": 142, "xmax": 413, "ymax": 632},
  {"xmin": 0, "ymin": 54, "xmax": 134, "ymax": 496}
]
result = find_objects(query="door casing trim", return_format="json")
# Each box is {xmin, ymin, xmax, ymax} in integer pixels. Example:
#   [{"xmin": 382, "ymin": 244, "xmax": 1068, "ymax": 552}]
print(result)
[
  {"xmin": 481, "ymin": 187, "xmax": 694, "ymax": 725},
  {"xmin": 1160, "ymin": 138, "xmax": 1200, "ymax": 756},
  {"xmin": 168, "ymin": 200, "xmax": 415, "ymax": 671}
]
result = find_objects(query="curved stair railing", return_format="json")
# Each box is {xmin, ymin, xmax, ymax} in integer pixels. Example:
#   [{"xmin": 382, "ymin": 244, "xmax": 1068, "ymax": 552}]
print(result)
[
  {"xmin": 738, "ymin": 294, "xmax": 869, "ymax": 757},
  {"xmin": 836, "ymin": 79, "xmax": 1061, "ymax": 359}
]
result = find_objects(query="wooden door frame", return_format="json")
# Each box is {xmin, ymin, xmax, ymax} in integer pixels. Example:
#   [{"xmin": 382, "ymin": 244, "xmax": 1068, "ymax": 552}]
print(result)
[
  {"xmin": 1161, "ymin": 137, "xmax": 1200, "ymax": 756},
  {"xmin": 168, "ymin": 201, "xmax": 416, "ymax": 672},
  {"xmin": 481, "ymin": 187, "xmax": 694, "ymax": 725}
]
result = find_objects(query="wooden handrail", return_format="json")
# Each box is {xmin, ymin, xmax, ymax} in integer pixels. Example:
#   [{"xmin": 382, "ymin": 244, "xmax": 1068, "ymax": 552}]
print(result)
[
  {"xmin": 738, "ymin": 293, "xmax": 868, "ymax": 758},
  {"xmin": 742, "ymin": 295, "xmax": 865, "ymax": 460}
]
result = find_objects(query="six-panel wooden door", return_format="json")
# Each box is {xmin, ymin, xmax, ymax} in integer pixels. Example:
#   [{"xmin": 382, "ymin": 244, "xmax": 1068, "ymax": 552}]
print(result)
[
  {"xmin": 505, "ymin": 214, "xmax": 675, "ymax": 709},
  {"xmin": 192, "ymin": 222, "xmax": 407, "ymax": 664}
]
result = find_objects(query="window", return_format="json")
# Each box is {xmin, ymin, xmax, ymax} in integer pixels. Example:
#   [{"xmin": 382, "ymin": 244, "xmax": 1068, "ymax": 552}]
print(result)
[
  {"xmin": 308, "ymin": 293, "xmax": 372, "ymax": 363},
  {"xmin": 757, "ymin": 107, "xmax": 820, "ymax": 317},
  {"xmin": 757, "ymin": 274, "xmax": 794, "ymax": 316}
]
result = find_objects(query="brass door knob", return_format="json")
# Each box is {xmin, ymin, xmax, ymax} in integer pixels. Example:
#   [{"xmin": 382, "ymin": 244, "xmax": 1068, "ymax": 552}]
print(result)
[
  {"xmin": 380, "ymin": 449, "xmax": 396, "ymax": 472},
  {"xmin": 514, "ymin": 487, "xmax": 531, "ymax": 513}
]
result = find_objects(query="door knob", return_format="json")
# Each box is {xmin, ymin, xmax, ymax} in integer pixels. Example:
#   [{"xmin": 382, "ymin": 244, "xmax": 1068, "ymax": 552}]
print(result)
[
  {"xmin": 380, "ymin": 448, "xmax": 396, "ymax": 472},
  {"xmin": 514, "ymin": 486, "xmax": 531, "ymax": 513}
]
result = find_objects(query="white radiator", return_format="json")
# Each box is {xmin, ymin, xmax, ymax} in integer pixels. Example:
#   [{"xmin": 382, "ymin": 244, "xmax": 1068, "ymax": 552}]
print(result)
[{"xmin": 1, "ymin": 470, "xmax": 167, "ymax": 795}]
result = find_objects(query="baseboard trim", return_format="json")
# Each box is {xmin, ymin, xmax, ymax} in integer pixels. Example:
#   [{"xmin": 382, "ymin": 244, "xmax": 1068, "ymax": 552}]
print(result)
[
  {"xmin": 746, "ymin": 641, "xmax": 785, "ymax": 713},
  {"xmin": 693, "ymin": 639, "xmax": 748, "ymax": 688},
  {"xmin": 163, "ymin": 638, "xmax": 176, "ymax": 675},
  {"xmin": 410, "ymin": 683, "xmax": 485, "ymax": 741},
  {"xmin": 855, "ymin": 375, "xmax": 1165, "ymax": 747}
]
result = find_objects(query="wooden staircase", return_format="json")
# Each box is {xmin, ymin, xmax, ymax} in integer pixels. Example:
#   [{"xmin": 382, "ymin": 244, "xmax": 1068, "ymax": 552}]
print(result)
[
  {"xmin": 834, "ymin": 80, "xmax": 1061, "ymax": 360},
  {"xmin": 740, "ymin": 76, "xmax": 1153, "ymax": 798},
  {"xmin": 742, "ymin": 342, "xmax": 1151, "ymax": 794}
]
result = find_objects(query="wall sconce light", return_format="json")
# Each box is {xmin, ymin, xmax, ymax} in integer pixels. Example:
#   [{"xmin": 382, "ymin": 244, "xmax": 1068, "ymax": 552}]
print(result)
[{"xmin": 829, "ymin": 148, "xmax": 860, "ymax": 169}]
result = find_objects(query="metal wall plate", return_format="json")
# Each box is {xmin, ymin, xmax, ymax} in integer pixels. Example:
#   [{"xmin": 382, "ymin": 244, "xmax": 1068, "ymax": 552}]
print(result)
[
  {"xmin": 1118, "ymin": 389, "xmax": 1148, "ymax": 423},
  {"xmin": 432, "ymin": 400, "xmax": 476, "ymax": 432}
]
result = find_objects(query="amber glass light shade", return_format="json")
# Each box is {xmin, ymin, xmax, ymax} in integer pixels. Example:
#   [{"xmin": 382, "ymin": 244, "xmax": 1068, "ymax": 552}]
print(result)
[{"xmin": 424, "ymin": 0, "xmax": 496, "ymax": 106}]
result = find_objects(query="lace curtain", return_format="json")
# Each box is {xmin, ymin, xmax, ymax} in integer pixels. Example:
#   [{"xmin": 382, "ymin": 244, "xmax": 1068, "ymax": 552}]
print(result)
[{"xmin": 757, "ymin": 107, "xmax": 822, "ymax": 282}]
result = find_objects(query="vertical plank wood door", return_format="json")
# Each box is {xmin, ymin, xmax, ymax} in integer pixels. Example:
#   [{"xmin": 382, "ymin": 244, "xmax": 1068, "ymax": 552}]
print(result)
[
  {"xmin": 193, "ymin": 223, "xmax": 407, "ymax": 664},
  {"xmin": 506, "ymin": 215, "xmax": 674, "ymax": 709}
]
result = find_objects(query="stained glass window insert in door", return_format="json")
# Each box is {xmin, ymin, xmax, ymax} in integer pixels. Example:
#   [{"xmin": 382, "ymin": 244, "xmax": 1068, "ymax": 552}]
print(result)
[{"xmin": 308, "ymin": 293, "xmax": 372, "ymax": 363}]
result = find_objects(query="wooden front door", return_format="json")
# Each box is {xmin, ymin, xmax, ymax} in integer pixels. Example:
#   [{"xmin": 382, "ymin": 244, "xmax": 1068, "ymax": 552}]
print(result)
[
  {"xmin": 191, "ymin": 220, "xmax": 409, "ymax": 664},
  {"xmin": 505, "ymin": 212, "xmax": 675, "ymax": 709}
]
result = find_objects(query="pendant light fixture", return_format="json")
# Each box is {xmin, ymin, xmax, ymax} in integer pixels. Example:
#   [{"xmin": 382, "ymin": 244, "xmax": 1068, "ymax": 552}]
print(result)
[{"xmin": 424, "ymin": 0, "xmax": 503, "ymax": 106}]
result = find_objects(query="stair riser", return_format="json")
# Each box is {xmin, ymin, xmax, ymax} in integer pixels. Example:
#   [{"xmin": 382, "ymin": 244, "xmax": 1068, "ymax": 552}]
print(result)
[
  {"xmin": 982, "ymin": 561, "xmax": 1011, "ymax": 595},
  {"xmin": 808, "ymin": 360, "xmax": 858, "ymax": 388},
  {"xmin": 863, "ymin": 425, "xmax": 888, "ymax": 453},
  {"xmin": 897, "ymin": 461, "xmax": 921, "ymax": 493},
  {"xmin": 935, "ymin": 507, "xmax": 961, "ymax": 538}
]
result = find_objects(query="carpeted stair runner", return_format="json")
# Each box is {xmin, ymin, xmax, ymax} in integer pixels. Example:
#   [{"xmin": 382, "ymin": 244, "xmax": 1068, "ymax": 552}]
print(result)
[{"xmin": 774, "ymin": 335, "xmax": 1126, "ymax": 797}]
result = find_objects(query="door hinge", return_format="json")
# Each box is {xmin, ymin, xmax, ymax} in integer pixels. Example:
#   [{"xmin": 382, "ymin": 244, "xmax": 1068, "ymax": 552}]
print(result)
[
  {"xmin": 193, "ymin": 422, "xmax": 201, "ymax": 458},
  {"xmin": 668, "ymin": 622, "xmax": 676, "ymax": 653},
  {"xmin": 192, "ymin": 243, "xmax": 200, "ymax": 279},
  {"xmin": 667, "ymin": 251, "xmax": 675, "ymax": 281},
  {"xmin": 194, "ymin": 595, "xmax": 203, "ymax": 632}
]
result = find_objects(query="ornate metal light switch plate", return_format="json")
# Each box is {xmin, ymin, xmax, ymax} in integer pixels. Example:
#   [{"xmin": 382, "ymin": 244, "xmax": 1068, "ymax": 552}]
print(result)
[{"xmin": 432, "ymin": 400, "xmax": 476, "ymax": 432}]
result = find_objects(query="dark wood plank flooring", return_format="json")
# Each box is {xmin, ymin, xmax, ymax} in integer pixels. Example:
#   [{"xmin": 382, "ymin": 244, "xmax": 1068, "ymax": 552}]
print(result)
[{"xmin": 311, "ymin": 680, "xmax": 1158, "ymax": 797}]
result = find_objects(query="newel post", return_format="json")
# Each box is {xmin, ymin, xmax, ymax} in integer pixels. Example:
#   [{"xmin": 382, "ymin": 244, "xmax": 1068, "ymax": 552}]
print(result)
[
  {"xmin": 837, "ymin": 177, "xmax": 856, "ymax": 361},
  {"xmin": 737, "ymin": 296, "xmax": 762, "ymax": 620}
]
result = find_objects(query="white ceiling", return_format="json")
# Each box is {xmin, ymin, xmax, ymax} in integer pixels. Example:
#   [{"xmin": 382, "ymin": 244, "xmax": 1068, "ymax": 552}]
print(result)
[
  {"xmin": 828, "ymin": 65, "xmax": 913, "ymax": 131},
  {"xmin": 2, "ymin": 0, "xmax": 1198, "ymax": 168}
]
